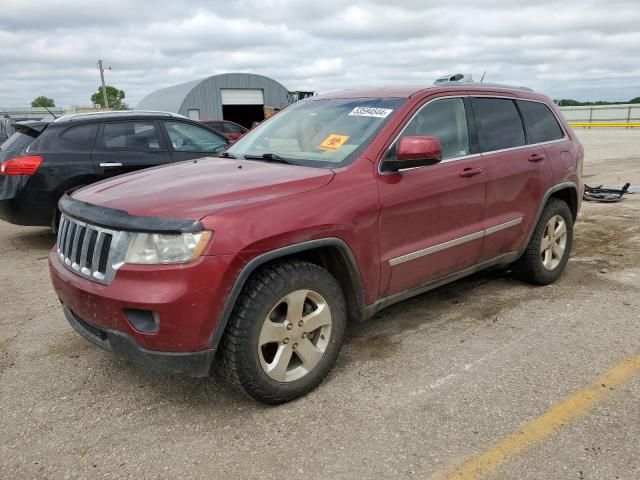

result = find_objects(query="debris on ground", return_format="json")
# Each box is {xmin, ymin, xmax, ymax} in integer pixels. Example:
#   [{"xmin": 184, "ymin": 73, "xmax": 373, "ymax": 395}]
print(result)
[{"xmin": 583, "ymin": 183, "xmax": 631, "ymax": 202}]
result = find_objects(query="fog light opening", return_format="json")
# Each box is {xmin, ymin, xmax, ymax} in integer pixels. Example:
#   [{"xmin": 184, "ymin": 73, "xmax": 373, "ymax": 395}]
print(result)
[{"xmin": 125, "ymin": 309, "xmax": 159, "ymax": 334}]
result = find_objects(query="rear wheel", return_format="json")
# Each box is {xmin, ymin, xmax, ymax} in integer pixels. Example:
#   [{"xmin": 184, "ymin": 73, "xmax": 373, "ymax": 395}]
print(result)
[
  {"xmin": 514, "ymin": 198, "xmax": 573, "ymax": 285},
  {"xmin": 218, "ymin": 259, "xmax": 347, "ymax": 404}
]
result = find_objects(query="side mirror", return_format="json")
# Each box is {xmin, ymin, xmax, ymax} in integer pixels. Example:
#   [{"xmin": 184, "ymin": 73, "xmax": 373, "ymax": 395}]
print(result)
[{"xmin": 382, "ymin": 136, "xmax": 443, "ymax": 172}]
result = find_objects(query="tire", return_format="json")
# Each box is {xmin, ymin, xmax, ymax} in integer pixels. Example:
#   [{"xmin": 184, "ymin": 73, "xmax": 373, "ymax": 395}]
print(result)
[
  {"xmin": 514, "ymin": 198, "xmax": 574, "ymax": 285},
  {"xmin": 218, "ymin": 259, "xmax": 347, "ymax": 404}
]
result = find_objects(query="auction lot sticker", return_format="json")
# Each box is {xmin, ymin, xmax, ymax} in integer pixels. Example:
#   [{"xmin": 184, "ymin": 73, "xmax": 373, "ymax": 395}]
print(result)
[
  {"xmin": 319, "ymin": 134, "xmax": 350, "ymax": 151},
  {"xmin": 348, "ymin": 107, "xmax": 394, "ymax": 118}
]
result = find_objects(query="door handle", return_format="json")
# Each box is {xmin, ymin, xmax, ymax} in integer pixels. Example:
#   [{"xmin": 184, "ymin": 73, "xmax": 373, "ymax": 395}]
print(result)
[
  {"xmin": 459, "ymin": 167, "xmax": 483, "ymax": 178},
  {"xmin": 99, "ymin": 162, "xmax": 123, "ymax": 167},
  {"xmin": 528, "ymin": 153, "xmax": 545, "ymax": 163}
]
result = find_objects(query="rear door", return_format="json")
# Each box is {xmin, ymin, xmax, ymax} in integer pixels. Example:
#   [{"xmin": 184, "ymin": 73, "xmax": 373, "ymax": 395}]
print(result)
[
  {"xmin": 376, "ymin": 96, "xmax": 486, "ymax": 296},
  {"xmin": 91, "ymin": 120, "xmax": 172, "ymax": 180},
  {"xmin": 471, "ymin": 97, "xmax": 555, "ymax": 261},
  {"xmin": 161, "ymin": 120, "xmax": 229, "ymax": 162}
]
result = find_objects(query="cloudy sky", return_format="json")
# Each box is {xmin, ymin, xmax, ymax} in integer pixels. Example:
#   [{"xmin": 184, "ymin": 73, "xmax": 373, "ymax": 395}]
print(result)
[{"xmin": 1, "ymin": 0, "xmax": 638, "ymax": 108}]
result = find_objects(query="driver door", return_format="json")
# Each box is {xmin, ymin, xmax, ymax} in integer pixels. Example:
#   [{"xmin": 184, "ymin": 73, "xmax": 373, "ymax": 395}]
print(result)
[
  {"xmin": 376, "ymin": 96, "xmax": 487, "ymax": 296},
  {"xmin": 161, "ymin": 121, "xmax": 229, "ymax": 162}
]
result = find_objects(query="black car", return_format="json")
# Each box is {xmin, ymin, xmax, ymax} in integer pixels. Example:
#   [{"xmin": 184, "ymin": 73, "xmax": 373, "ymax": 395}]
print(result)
[{"xmin": 0, "ymin": 111, "xmax": 229, "ymax": 230}]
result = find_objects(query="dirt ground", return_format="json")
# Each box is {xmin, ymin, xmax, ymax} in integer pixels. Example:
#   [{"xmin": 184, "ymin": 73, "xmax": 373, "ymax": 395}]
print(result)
[{"xmin": 1, "ymin": 129, "xmax": 639, "ymax": 479}]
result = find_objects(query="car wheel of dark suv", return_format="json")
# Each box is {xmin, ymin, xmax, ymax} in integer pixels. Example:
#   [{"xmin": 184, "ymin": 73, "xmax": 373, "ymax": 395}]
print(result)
[
  {"xmin": 218, "ymin": 259, "xmax": 347, "ymax": 404},
  {"xmin": 514, "ymin": 198, "xmax": 574, "ymax": 285}
]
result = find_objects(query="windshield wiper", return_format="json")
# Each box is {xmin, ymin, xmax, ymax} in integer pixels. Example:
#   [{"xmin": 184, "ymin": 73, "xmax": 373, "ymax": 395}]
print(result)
[
  {"xmin": 243, "ymin": 153, "xmax": 295, "ymax": 165},
  {"xmin": 218, "ymin": 151, "xmax": 236, "ymax": 159}
]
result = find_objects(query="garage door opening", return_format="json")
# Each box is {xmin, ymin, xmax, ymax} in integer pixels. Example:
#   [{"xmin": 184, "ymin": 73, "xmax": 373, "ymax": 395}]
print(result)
[
  {"xmin": 222, "ymin": 105, "xmax": 264, "ymax": 129},
  {"xmin": 221, "ymin": 89, "xmax": 265, "ymax": 129}
]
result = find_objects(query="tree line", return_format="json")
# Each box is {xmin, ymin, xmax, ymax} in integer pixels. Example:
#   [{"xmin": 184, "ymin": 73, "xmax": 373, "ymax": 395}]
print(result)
[{"xmin": 31, "ymin": 85, "xmax": 128, "ymax": 110}]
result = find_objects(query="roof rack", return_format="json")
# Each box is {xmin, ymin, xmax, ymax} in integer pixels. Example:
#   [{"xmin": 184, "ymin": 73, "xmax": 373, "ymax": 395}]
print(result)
[
  {"xmin": 54, "ymin": 110, "xmax": 188, "ymax": 122},
  {"xmin": 433, "ymin": 73, "xmax": 534, "ymax": 92}
]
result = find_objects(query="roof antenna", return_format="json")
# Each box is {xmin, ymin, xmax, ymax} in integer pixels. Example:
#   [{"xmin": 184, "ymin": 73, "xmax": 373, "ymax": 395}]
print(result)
[
  {"xmin": 42, "ymin": 105, "xmax": 58, "ymax": 119},
  {"xmin": 480, "ymin": 71, "xmax": 487, "ymax": 83}
]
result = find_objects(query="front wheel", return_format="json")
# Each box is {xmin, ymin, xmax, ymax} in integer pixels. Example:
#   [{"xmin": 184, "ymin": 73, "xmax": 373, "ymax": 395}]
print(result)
[
  {"xmin": 218, "ymin": 259, "xmax": 347, "ymax": 404},
  {"xmin": 514, "ymin": 198, "xmax": 574, "ymax": 285}
]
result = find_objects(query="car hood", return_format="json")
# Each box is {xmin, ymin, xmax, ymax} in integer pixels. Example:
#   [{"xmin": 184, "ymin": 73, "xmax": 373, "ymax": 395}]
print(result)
[{"xmin": 73, "ymin": 157, "xmax": 335, "ymax": 220}]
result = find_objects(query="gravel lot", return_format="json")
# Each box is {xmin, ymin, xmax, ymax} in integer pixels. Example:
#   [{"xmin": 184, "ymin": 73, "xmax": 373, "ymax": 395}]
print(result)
[{"xmin": 1, "ymin": 129, "xmax": 639, "ymax": 479}]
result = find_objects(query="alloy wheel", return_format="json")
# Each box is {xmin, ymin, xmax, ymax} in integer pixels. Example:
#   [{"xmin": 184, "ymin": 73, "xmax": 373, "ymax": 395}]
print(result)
[
  {"xmin": 258, "ymin": 289, "xmax": 332, "ymax": 382},
  {"xmin": 540, "ymin": 214, "xmax": 567, "ymax": 270}
]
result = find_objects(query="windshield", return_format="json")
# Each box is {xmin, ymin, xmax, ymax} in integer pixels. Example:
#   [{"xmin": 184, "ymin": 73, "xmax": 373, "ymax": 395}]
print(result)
[{"xmin": 226, "ymin": 97, "xmax": 405, "ymax": 167}]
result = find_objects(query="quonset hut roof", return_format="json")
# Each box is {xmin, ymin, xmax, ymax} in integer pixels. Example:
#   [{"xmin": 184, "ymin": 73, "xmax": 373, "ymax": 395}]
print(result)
[{"xmin": 136, "ymin": 73, "xmax": 291, "ymax": 119}]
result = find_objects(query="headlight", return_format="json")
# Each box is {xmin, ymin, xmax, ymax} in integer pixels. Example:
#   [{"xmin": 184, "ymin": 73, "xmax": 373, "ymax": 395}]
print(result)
[{"xmin": 125, "ymin": 231, "xmax": 212, "ymax": 264}]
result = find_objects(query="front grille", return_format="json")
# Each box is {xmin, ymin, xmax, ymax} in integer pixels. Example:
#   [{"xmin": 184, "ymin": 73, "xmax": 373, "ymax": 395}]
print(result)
[{"xmin": 56, "ymin": 214, "xmax": 131, "ymax": 285}]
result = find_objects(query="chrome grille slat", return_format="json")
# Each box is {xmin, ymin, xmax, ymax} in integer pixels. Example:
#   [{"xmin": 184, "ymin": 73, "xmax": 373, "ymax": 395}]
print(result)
[
  {"xmin": 92, "ymin": 232, "xmax": 105, "ymax": 275},
  {"xmin": 78, "ymin": 229, "xmax": 92, "ymax": 272},
  {"xmin": 70, "ymin": 225, "xmax": 83, "ymax": 269},
  {"xmin": 55, "ymin": 214, "xmax": 131, "ymax": 285}
]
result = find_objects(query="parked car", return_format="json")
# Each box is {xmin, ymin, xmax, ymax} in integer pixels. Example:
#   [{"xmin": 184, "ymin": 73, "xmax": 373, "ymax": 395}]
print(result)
[
  {"xmin": 49, "ymin": 82, "xmax": 583, "ymax": 404},
  {"xmin": 0, "ymin": 111, "xmax": 229, "ymax": 230},
  {"xmin": 201, "ymin": 119, "xmax": 248, "ymax": 140}
]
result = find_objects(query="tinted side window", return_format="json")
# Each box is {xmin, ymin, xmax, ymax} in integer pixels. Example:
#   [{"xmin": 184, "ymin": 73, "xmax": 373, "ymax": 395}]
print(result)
[
  {"xmin": 518, "ymin": 100, "xmax": 564, "ymax": 144},
  {"xmin": 102, "ymin": 122, "xmax": 162, "ymax": 151},
  {"xmin": 472, "ymin": 98, "xmax": 525, "ymax": 152},
  {"xmin": 164, "ymin": 121, "xmax": 227, "ymax": 153},
  {"xmin": 396, "ymin": 97, "xmax": 470, "ymax": 160},
  {"xmin": 60, "ymin": 124, "xmax": 98, "ymax": 147}
]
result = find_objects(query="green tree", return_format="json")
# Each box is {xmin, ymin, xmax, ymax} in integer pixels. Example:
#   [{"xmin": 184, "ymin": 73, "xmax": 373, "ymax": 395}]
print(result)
[
  {"xmin": 90, "ymin": 86, "xmax": 126, "ymax": 109},
  {"xmin": 31, "ymin": 96, "xmax": 55, "ymax": 108},
  {"xmin": 629, "ymin": 97, "xmax": 640, "ymax": 104}
]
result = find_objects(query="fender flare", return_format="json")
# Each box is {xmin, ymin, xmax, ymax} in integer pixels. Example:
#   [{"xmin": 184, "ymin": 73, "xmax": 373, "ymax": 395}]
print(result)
[{"xmin": 208, "ymin": 237, "xmax": 366, "ymax": 350}]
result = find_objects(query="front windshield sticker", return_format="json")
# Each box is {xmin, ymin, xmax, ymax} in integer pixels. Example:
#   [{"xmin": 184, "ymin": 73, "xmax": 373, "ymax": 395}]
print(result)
[
  {"xmin": 319, "ymin": 134, "xmax": 350, "ymax": 151},
  {"xmin": 348, "ymin": 107, "xmax": 394, "ymax": 118}
]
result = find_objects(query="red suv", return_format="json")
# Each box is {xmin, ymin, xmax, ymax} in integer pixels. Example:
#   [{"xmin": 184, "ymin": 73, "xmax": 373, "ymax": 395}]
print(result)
[
  {"xmin": 49, "ymin": 82, "xmax": 583, "ymax": 404},
  {"xmin": 200, "ymin": 119, "xmax": 248, "ymax": 140}
]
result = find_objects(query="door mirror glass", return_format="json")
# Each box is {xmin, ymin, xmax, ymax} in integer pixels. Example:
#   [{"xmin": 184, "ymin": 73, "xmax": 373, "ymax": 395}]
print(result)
[{"xmin": 383, "ymin": 136, "xmax": 442, "ymax": 172}]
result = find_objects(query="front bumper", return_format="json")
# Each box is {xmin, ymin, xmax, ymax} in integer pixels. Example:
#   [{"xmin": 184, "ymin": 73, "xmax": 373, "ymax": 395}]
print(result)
[
  {"xmin": 49, "ymin": 248, "xmax": 244, "ymax": 355},
  {"xmin": 63, "ymin": 305, "xmax": 215, "ymax": 377}
]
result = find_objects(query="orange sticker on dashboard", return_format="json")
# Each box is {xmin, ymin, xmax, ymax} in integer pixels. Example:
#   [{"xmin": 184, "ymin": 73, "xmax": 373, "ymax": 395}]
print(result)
[{"xmin": 319, "ymin": 134, "xmax": 349, "ymax": 151}]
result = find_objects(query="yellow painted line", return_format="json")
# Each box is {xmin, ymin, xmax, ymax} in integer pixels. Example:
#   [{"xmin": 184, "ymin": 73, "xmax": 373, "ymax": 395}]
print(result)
[
  {"xmin": 569, "ymin": 122, "xmax": 640, "ymax": 128},
  {"xmin": 436, "ymin": 355, "xmax": 640, "ymax": 480}
]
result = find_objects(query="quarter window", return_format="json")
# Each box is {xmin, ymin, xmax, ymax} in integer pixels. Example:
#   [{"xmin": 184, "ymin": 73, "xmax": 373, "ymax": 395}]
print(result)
[
  {"xmin": 518, "ymin": 100, "xmax": 564, "ymax": 144},
  {"xmin": 61, "ymin": 124, "xmax": 98, "ymax": 147},
  {"xmin": 395, "ymin": 97, "xmax": 470, "ymax": 160},
  {"xmin": 472, "ymin": 98, "xmax": 525, "ymax": 152},
  {"xmin": 164, "ymin": 121, "xmax": 227, "ymax": 153},
  {"xmin": 102, "ymin": 122, "xmax": 162, "ymax": 151}
]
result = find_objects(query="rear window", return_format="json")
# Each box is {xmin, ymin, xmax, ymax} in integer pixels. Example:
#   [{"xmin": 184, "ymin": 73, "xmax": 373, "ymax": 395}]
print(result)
[
  {"xmin": 472, "ymin": 98, "xmax": 525, "ymax": 152},
  {"xmin": 224, "ymin": 122, "xmax": 245, "ymax": 133},
  {"xmin": 518, "ymin": 100, "xmax": 564, "ymax": 144},
  {"xmin": 0, "ymin": 130, "xmax": 38, "ymax": 153}
]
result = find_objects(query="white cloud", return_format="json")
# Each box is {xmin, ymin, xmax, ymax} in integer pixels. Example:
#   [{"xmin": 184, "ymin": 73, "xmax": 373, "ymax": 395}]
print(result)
[{"xmin": 0, "ymin": 0, "xmax": 638, "ymax": 107}]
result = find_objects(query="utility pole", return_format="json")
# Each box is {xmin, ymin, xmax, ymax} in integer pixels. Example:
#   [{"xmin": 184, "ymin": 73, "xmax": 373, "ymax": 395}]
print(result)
[{"xmin": 97, "ymin": 60, "xmax": 111, "ymax": 109}]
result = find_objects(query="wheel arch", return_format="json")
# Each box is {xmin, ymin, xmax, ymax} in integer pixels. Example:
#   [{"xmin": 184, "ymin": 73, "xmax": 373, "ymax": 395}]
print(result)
[
  {"xmin": 518, "ymin": 182, "xmax": 578, "ymax": 259},
  {"xmin": 209, "ymin": 238, "xmax": 367, "ymax": 350}
]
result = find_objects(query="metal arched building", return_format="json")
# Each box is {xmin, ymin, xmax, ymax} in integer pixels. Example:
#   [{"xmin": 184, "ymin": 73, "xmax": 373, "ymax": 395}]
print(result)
[{"xmin": 136, "ymin": 73, "xmax": 290, "ymax": 128}]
